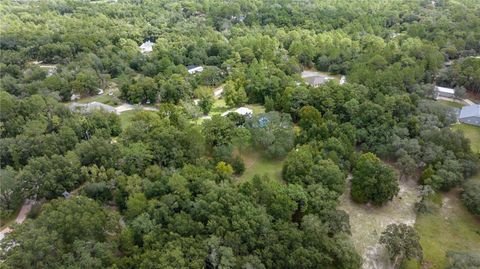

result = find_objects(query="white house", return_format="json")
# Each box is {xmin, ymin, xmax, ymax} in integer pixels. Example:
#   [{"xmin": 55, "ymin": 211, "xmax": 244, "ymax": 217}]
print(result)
[
  {"xmin": 221, "ymin": 107, "xmax": 253, "ymax": 117},
  {"xmin": 434, "ymin": 86, "xmax": 455, "ymax": 99},
  {"xmin": 139, "ymin": 41, "xmax": 154, "ymax": 54},
  {"xmin": 188, "ymin": 66, "xmax": 204, "ymax": 74}
]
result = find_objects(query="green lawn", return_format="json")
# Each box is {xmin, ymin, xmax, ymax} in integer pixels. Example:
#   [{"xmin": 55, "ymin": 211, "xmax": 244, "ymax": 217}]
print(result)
[
  {"xmin": 210, "ymin": 99, "xmax": 229, "ymax": 116},
  {"xmin": 404, "ymin": 188, "xmax": 480, "ymax": 269},
  {"xmin": 438, "ymin": 100, "xmax": 464, "ymax": 109},
  {"xmin": 119, "ymin": 109, "xmax": 157, "ymax": 129},
  {"xmin": 237, "ymin": 150, "xmax": 284, "ymax": 184},
  {"xmin": 452, "ymin": 123, "xmax": 480, "ymax": 153}
]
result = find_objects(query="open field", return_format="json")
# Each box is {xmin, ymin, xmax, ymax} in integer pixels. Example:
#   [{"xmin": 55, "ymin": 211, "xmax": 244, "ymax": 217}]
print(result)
[
  {"xmin": 406, "ymin": 121, "xmax": 480, "ymax": 268},
  {"xmin": 405, "ymin": 186, "xmax": 480, "ymax": 269},
  {"xmin": 339, "ymin": 178, "xmax": 420, "ymax": 269},
  {"xmin": 452, "ymin": 123, "xmax": 480, "ymax": 153},
  {"xmin": 237, "ymin": 150, "xmax": 284, "ymax": 184},
  {"xmin": 119, "ymin": 109, "xmax": 157, "ymax": 129}
]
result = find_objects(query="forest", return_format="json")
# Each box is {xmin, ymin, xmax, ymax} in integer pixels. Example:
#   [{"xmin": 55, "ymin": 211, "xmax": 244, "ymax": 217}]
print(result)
[{"xmin": 0, "ymin": 0, "xmax": 480, "ymax": 268}]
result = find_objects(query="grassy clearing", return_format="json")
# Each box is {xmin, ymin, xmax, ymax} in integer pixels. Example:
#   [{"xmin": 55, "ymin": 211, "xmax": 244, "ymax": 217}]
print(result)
[
  {"xmin": 0, "ymin": 206, "xmax": 21, "ymax": 228},
  {"xmin": 119, "ymin": 109, "xmax": 157, "ymax": 129},
  {"xmin": 339, "ymin": 179, "xmax": 420, "ymax": 268},
  {"xmin": 236, "ymin": 150, "xmax": 284, "ymax": 184},
  {"xmin": 405, "ymin": 187, "xmax": 480, "ymax": 269},
  {"xmin": 406, "ymin": 122, "xmax": 480, "ymax": 268},
  {"xmin": 452, "ymin": 123, "xmax": 480, "ymax": 153},
  {"xmin": 210, "ymin": 99, "xmax": 229, "ymax": 116},
  {"xmin": 438, "ymin": 100, "xmax": 463, "ymax": 109}
]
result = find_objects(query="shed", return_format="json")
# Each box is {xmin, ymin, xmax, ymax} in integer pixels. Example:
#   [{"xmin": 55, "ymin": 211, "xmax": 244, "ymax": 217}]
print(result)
[
  {"xmin": 304, "ymin": 76, "xmax": 334, "ymax": 87},
  {"xmin": 459, "ymin": 104, "xmax": 480, "ymax": 126},
  {"xmin": 434, "ymin": 86, "xmax": 455, "ymax": 99},
  {"xmin": 139, "ymin": 41, "xmax": 154, "ymax": 53},
  {"xmin": 221, "ymin": 107, "xmax": 253, "ymax": 117},
  {"xmin": 187, "ymin": 66, "xmax": 204, "ymax": 74}
]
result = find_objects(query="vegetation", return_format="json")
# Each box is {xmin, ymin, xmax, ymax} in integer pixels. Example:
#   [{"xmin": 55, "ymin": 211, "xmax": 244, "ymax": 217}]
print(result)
[
  {"xmin": 351, "ymin": 153, "xmax": 399, "ymax": 206},
  {"xmin": 1, "ymin": 0, "xmax": 479, "ymax": 268},
  {"xmin": 379, "ymin": 223, "xmax": 422, "ymax": 268}
]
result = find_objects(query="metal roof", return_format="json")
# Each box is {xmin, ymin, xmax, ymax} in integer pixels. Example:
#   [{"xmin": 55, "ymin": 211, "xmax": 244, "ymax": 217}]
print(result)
[
  {"xmin": 459, "ymin": 104, "xmax": 480, "ymax": 119},
  {"xmin": 435, "ymin": 86, "xmax": 455, "ymax": 94}
]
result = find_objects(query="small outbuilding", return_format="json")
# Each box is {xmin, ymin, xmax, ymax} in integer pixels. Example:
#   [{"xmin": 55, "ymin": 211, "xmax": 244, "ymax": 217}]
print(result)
[
  {"xmin": 187, "ymin": 66, "xmax": 204, "ymax": 74},
  {"xmin": 434, "ymin": 86, "xmax": 455, "ymax": 99},
  {"xmin": 222, "ymin": 107, "xmax": 253, "ymax": 117},
  {"xmin": 304, "ymin": 76, "xmax": 334, "ymax": 87},
  {"xmin": 139, "ymin": 41, "xmax": 154, "ymax": 54},
  {"xmin": 459, "ymin": 104, "xmax": 480, "ymax": 126}
]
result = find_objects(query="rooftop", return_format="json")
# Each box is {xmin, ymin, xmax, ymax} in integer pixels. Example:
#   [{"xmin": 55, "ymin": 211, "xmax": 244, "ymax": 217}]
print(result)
[
  {"xmin": 69, "ymin": 102, "xmax": 117, "ymax": 114},
  {"xmin": 459, "ymin": 104, "xmax": 480, "ymax": 119},
  {"xmin": 139, "ymin": 41, "xmax": 154, "ymax": 53},
  {"xmin": 435, "ymin": 86, "xmax": 455, "ymax": 94}
]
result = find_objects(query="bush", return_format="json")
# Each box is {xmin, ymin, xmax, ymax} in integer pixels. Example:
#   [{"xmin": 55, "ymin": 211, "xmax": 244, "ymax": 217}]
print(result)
[
  {"xmin": 461, "ymin": 180, "xmax": 480, "ymax": 216},
  {"xmin": 27, "ymin": 202, "xmax": 43, "ymax": 219},
  {"xmin": 447, "ymin": 251, "xmax": 480, "ymax": 269},
  {"xmin": 231, "ymin": 156, "xmax": 245, "ymax": 175},
  {"xmin": 83, "ymin": 182, "xmax": 112, "ymax": 203}
]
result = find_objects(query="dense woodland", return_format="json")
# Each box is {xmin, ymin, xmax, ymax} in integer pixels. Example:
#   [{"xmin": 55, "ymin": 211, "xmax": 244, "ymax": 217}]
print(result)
[{"xmin": 1, "ymin": 0, "xmax": 480, "ymax": 268}]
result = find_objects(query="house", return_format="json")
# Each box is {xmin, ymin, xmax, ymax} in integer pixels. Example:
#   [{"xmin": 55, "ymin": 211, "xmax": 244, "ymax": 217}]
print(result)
[
  {"xmin": 139, "ymin": 41, "xmax": 154, "ymax": 54},
  {"xmin": 304, "ymin": 76, "xmax": 334, "ymax": 87},
  {"xmin": 459, "ymin": 104, "xmax": 480, "ymax": 126},
  {"xmin": 221, "ymin": 107, "xmax": 253, "ymax": 117},
  {"xmin": 69, "ymin": 102, "xmax": 117, "ymax": 114},
  {"xmin": 187, "ymin": 66, "xmax": 204, "ymax": 74},
  {"xmin": 434, "ymin": 86, "xmax": 455, "ymax": 99}
]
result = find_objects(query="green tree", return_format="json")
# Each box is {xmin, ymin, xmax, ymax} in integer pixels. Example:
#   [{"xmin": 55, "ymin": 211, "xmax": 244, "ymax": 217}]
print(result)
[
  {"xmin": 351, "ymin": 152, "xmax": 399, "ymax": 205},
  {"xmin": 194, "ymin": 86, "xmax": 214, "ymax": 115},
  {"xmin": 379, "ymin": 223, "xmax": 423, "ymax": 268},
  {"xmin": 71, "ymin": 69, "xmax": 100, "ymax": 96},
  {"xmin": 223, "ymin": 80, "xmax": 248, "ymax": 107}
]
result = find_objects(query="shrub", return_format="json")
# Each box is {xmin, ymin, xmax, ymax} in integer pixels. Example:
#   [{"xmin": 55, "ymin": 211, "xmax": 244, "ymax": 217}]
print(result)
[{"xmin": 461, "ymin": 179, "xmax": 480, "ymax": 216}]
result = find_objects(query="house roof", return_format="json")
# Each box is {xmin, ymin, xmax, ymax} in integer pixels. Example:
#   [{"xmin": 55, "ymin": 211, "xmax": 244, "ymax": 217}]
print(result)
[
  {"xmin": 187, "ymin": 66, "xmax": 204, "ymax": 74},
  {"xmin": 305, "ymin": 76, "xmax": 333, "ymax": 86},
  {"xmin": 69, "ymin": 102, "xmax": 117, "ymax": 114},
  {"xmin": 435, "ymin": 86, "xmax": 455, "ymax": 94},
  {"xmin": 221, "ymin": 107, "xmax": 253, "ymax": 116},
  {"xmin": 459, "ymin": 104, "xmax": 480, "ymax": 119},
  {"xmin": 139, "ymin": 41, "xmax": 154, "ymax": 53}
]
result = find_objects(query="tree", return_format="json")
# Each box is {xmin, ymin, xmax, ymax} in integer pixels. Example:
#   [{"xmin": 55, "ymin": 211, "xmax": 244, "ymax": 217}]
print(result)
[
  {"xmin": 246, "ymin": 112, "xmax": 295, "ymax": 158},
  {"xmin": 202, "ymin": 115, "xmax": 235, "ymax": 148},
  {"xmin": 126, "ymin": 193, "xmax": 148, "ymax": 220},
  {"xmin": 0, "ymin": 197, "xmax": 120, "ymax": 269},
  {"xmin": 223, "ymin": 80, "xmax": 248, "ymax": 107},
  {"xmin": 231, "ymin": 127, "xmax": 251, "ymax": 156},
  {"xmin": 18, "ymin": 152, "xmax": 84, "ymax": 200},
  {"xmin": 71, "ymin": 69, "xmax": 100, "ymax": 96},
  {"xmin": 75, "ymin": 137, "xmax": 120, "ymax": 168},
  {"xmin": 194, "ymin": 86, "xmax": 214, "ymax": 115},
  {"xmin": 351, "ymin": 153, "xmax": 399, "ymax": 205},
  {"xmin": 461, "ymin": 179, "xmax": 480, "ymax": 216},
  {"xmin": 379, "ymin": 223, "xmax": 423, "ymax": 268}
]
